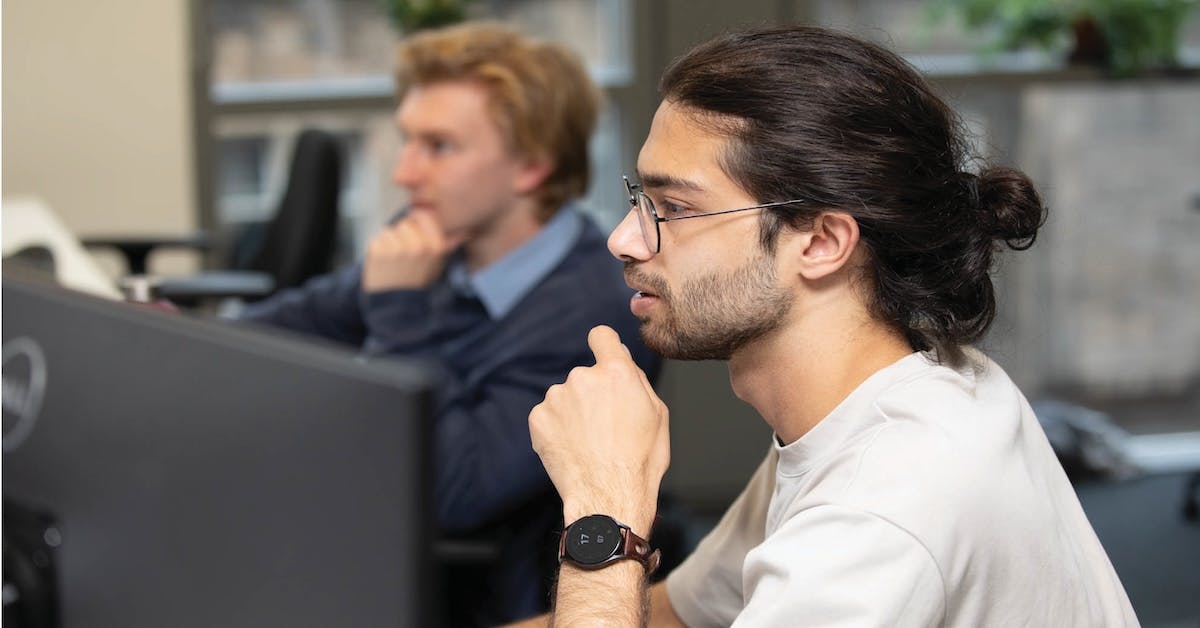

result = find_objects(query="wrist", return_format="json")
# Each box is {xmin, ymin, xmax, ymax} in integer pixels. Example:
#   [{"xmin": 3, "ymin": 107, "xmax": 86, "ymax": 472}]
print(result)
[
  {"xmin": 559, "ymin": 513, "xmax": 662, "ymax": 576},
  {"xmin": 362, "ymin": 276, "xmax": 435, "ymax": 292},
  {"xmin": 562, "ymin": 501, "xmax": 656, "ymax": 540}
]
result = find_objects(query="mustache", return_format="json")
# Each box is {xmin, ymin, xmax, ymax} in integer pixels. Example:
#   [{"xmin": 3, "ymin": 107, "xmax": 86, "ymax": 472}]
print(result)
[{"xmin": 623, "ymin": 263, "xmax": 670, "ymax": 298}]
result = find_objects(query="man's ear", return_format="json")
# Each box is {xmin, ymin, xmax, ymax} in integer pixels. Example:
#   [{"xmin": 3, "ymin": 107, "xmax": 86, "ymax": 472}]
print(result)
[
  {"xmin": 513, "ymin": 155, "xmax": 554, "ymax": 195},
  {"xmin": 793, "ymin": 212, "xmax": 860, "ymax": 281}
]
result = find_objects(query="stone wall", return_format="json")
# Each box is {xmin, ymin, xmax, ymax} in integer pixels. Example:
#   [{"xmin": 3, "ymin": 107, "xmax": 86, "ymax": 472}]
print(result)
[{"xmin": 958, "ymin": 81, "xmax": 1200, "ymax": 398}]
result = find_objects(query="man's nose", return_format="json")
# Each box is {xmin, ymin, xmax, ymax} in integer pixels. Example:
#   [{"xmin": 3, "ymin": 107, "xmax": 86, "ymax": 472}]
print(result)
[
  {"xmin": 608, "ymin": 209, "xmax": 653, "ymax": 262},
  {"xmin": 391, "ymin": 144, "xmax": 422, "ymax": 187}
]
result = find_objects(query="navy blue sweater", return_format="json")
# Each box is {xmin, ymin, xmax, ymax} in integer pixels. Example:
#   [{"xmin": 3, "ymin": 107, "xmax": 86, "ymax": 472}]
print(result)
[{"xmin": 238, "ymin": 217, "xmax": 658, "ymax": 623}]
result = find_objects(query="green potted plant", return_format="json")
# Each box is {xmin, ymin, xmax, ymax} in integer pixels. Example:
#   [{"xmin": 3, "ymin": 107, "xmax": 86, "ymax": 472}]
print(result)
[
  {"xmin": 926, "ymin": 0, "xmax": 1198, "ymax": 75},
  {"xmin": 382, "ymin": 0, "xmax": 475, "ymax": 34}
]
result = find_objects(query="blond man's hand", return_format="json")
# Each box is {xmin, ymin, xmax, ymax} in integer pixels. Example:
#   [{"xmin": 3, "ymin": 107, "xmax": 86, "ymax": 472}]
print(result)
[{"xmin": 362, "ymin": 210, "xmax": 467, "ymax": 292}]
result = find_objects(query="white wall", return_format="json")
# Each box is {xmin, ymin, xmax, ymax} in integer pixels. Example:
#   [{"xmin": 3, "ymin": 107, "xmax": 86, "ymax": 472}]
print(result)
[{"xmin": 3, "ymin": 0, "xmax": 196, "ymax": 241}]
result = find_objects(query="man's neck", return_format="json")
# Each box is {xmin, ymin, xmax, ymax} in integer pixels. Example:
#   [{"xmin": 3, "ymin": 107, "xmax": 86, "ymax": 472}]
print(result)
[
  {"xmin": 462, "ymin": 197, "xmax": 549, "ymax": 273},
  {"xmin": 727, "ymin": 300, "xmax": 913, "ymax": 445}
]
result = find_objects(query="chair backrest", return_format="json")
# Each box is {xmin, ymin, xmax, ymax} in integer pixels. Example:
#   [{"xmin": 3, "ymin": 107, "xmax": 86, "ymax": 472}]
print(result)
[{"xmin": 247, "ymin": 129, "xmax": 342, "ymax": 293}]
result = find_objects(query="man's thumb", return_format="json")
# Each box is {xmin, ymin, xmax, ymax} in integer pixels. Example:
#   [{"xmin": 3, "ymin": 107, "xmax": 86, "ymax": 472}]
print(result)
[{"xmin": 587, "ymin": 325, "xmax": 630, "ymax": 365}]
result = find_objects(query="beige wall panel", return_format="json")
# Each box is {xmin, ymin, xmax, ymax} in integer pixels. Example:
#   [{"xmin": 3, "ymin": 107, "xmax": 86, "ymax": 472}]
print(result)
[{"xmin": 3, "ymin": 0, "xmax": 196, "ymax": 240}]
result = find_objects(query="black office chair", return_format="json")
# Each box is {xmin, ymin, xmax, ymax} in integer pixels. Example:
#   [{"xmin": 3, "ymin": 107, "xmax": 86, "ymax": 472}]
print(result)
[
  {"xmin": 234, "ymin": 128, "xmax": 342, "ymax": 297},
  {"xmin": 84, "ymin": 128, "xmax": 343, "ymax": 305}
]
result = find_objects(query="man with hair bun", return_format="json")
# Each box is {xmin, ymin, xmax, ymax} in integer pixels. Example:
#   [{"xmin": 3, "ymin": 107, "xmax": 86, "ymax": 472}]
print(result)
[
  {"xmin": 519, "ymin": 25, "xmax": 1137, "ymax": 627},
  {"xmin": 237, "ymin": 22, "xmax": 657, "ymax": 625}
]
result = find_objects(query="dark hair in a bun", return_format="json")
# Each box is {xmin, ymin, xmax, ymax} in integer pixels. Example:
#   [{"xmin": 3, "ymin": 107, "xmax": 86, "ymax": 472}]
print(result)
[
  {"xmin": 662, "ymin": 25, "xmax": 1048, "ymax": 364},
  {"xmin": 975, "ymin": 167, "xmax": 1045, "ymax": 250}
]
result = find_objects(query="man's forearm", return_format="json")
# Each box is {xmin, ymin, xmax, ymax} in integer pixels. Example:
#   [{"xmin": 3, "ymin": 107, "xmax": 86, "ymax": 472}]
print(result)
[
  {"xmin": 551, "ymin": 561, "xmax": 648, "ymax": 628},
  {"xmin": 504, "ymin": 582, "xmax": 683, "ymax": 628},
  {"xmin": 527, "ymin": 326, "xmax": 671, "ymax": 627}
]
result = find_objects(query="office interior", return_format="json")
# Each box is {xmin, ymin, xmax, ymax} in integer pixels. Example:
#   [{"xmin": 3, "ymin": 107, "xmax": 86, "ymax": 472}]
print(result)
[{"xmin": 3, "ymin": 0, "xmax": 1199, "ymax": 626}]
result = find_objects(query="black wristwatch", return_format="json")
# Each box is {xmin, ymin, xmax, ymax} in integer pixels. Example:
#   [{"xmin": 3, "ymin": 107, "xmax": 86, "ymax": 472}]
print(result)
[{"xmin": 558, "ymin": 514, "xmax": 661, "ymax": 574}]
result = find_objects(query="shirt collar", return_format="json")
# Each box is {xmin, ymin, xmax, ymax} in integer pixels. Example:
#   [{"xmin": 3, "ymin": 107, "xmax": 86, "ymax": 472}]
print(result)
[
  {"xmin": 446, "ymin": 204, "xmax": 585, "ymax": 319},
  {"xmin": 773, "ymin": 350, "xmax": 934, "ymax": 477}
]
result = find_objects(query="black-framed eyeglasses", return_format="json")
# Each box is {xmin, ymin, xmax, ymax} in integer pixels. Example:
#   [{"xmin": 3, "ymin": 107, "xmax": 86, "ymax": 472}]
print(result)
[{"xmin": 623, "ymin": 176, "xmax": 807, "ymax": 254}]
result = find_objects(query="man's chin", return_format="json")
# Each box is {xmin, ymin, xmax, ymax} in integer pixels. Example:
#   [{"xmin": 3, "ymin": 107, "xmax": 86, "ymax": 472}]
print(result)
[
  {"xmin": 638, "ymin": 322, "xmax": 731, "ymax": 362},
  {"xmin": 438, "ymin": 225, "xmax": 474, "ymax": 247},
  {"xmin": 637, "ymin": 321, "xmax": 670, "ymax": 356}
]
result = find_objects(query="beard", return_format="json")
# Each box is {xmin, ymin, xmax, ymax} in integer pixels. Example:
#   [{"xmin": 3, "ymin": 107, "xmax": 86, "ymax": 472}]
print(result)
[{"xmin": 625, "ymin": 250, "xmax": 792, "ymax": 361}]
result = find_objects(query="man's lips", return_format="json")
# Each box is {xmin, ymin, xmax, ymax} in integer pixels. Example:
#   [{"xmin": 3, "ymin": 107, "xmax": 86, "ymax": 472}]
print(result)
[
  {"xmin": 624, "ymin": 266, "xmax": 668, "ymax": 310},
  {"xmin": 625, "ymin": 273, "xmax": 666, "ymax": 319},
  {"xmin": 626, "ymin": 279, "xmax": 665, "ymax": 299},
  {"xmin": 630, "ymin": 286, "xmax": 658, "ymax": 298}
]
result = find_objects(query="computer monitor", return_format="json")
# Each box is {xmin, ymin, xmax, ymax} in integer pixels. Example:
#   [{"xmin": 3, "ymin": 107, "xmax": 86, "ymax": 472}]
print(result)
[{"xmin": 2, "ymin": 270, "xmax": 437, "ymax": 627}]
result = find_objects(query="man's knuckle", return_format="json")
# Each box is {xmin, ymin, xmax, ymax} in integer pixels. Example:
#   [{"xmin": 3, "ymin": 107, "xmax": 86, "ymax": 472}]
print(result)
[{"xmin": 565, "ymin": 366, "xmax": 589, "ymax": 383}]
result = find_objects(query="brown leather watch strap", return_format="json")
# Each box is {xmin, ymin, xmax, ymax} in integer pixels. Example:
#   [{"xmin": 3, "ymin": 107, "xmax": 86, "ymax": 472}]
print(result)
[{"xmin": 620, "ymin": 526, "xmax": 662, "ymax": 575}]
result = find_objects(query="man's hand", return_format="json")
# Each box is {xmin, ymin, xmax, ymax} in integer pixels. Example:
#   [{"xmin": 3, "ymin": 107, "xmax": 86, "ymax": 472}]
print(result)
[
  {"xmin": 529, "ymin": 325, "xmax": 669, "ymax": 537},
  {"xmin": 361, "ymin": 209, "xmax": 467, "ymax": 292},
  {"xmin": 530, "ymin": 329, "xmax": 670, "ymax": 627}
]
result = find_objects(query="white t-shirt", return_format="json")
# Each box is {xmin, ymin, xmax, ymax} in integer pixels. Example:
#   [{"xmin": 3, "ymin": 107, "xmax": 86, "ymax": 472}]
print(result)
[{"xmin": 666, "ymin": 349, "xmax": 1138, "ymax": 627}]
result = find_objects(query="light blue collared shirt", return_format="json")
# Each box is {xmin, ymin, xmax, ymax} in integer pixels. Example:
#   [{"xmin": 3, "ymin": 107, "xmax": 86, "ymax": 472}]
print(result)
[{"xmin": 445, "ymin": 205, "xmax": 585, "ymax": 320}]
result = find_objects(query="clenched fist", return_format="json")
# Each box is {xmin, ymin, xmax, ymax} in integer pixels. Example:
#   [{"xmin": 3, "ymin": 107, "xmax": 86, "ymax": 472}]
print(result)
[
  {"xmin": 361, "ymin": 209, "xmax": 468, "ymax": 292},
  {"xmin": 529, "ymin": 325, "xmax": 670, "ymax": 536}
]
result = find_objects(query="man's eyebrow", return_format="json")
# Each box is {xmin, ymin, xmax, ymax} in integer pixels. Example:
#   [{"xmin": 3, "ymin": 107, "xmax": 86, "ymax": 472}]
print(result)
[{"xmin": 635, "ymin": 172, "xmax": 706, "ymax": 193}]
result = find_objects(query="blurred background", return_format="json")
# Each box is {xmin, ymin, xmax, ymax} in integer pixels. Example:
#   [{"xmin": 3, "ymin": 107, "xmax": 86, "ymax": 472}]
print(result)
[{"xmin": 4, "ymin": 0, "xmax": 1198, "ymax": 625}]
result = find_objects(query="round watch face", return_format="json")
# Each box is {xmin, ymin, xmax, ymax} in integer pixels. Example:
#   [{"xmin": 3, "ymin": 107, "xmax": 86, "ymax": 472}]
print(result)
[{"xmin": 565, "ymin": 515, "xmax": 623, "ymax": 565}]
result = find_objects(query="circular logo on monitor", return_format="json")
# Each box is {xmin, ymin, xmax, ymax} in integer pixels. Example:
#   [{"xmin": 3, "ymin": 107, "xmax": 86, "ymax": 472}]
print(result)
[{"xmin": 3, "ymin": 337, "xmax": 48, "ymax": 452}]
